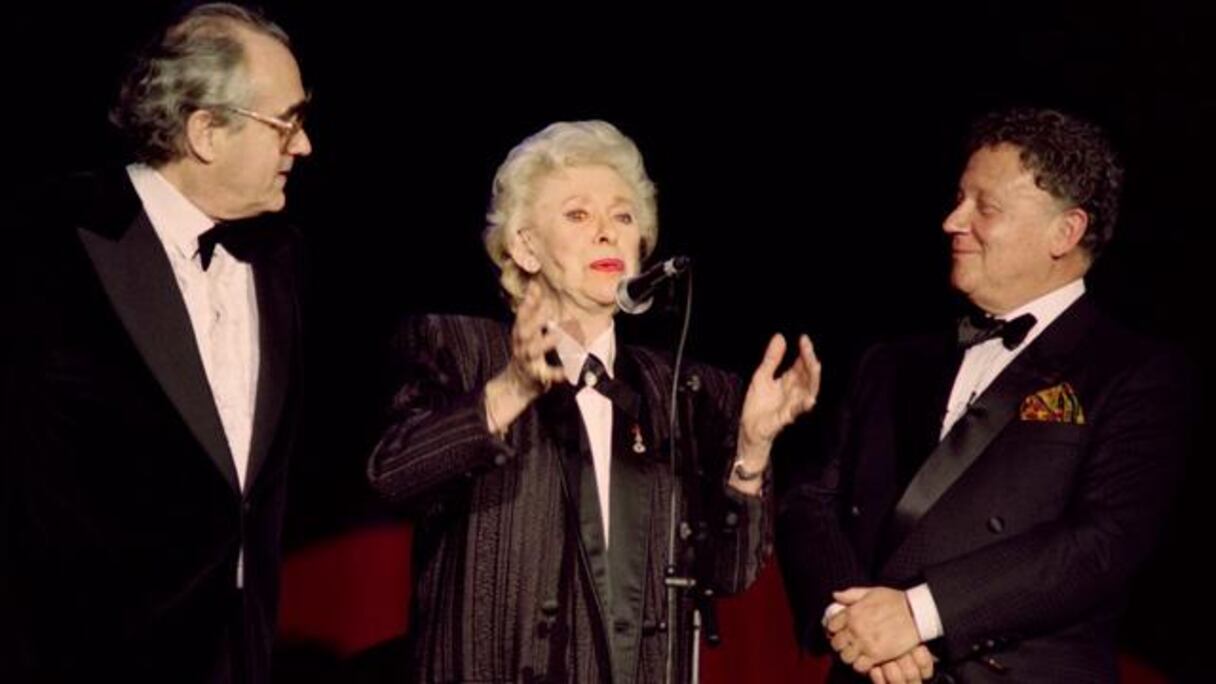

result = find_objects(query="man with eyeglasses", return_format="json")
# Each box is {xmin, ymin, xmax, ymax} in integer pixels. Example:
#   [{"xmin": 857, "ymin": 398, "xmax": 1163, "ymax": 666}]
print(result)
[{"xmin": 2, "ymin": 3, "xmax": 310, "ymax": 682}]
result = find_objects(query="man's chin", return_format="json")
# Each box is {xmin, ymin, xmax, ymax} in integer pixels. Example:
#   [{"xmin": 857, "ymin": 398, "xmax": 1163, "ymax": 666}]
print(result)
[
  {"xmin": 949, "ymin": 270, "xmax": 975, "ymax": 294},
  {"xmin": 263, "ymin": 193, "xmax": 288, "ymax": 214}
]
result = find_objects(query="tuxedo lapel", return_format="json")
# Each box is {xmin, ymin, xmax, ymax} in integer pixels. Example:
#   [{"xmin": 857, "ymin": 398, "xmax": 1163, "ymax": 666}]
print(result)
[
  {"xmin": 537, "ymin": 385, "xmax": 613, "ymax": 640},
  {"xmin": 244, "ymin": 229, "xmax": 296, "ymax": 489},
  {"xmin": 895, "ymin": 334, "xmax": 964, "ymax": 492},
  {"xmin": 607, "ymin": 349, "xmax": 659, "ymax": 682},
  {"xmin": 78, "ymin": 201, "xmax": 238, "ymax": 491},
  {"xmin": 883, "ymin": 298, "xmax": 1099, "ymax": 558}
]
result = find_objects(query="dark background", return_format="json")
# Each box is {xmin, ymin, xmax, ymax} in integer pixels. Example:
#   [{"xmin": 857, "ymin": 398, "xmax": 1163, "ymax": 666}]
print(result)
[{"xmin": 7, "ymin": 2, "xmax": 1212, "ymax": 680}]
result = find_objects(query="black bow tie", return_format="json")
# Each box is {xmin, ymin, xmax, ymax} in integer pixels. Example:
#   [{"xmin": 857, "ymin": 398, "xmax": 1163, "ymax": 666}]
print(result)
[
  {"xmin": 957, "ymin": 312, "xmax": 1037, "ymax": 350},
  {"xmin": 576, "ymin": 354, "xmax": 640, "ymax": 419},
  {"xmin": 196, "ymin": 221, "xmax": 261, "ymax": 270}
]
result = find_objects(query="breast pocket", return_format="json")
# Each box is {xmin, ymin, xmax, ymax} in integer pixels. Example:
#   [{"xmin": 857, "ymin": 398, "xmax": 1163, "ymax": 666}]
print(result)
[
  {"xmin": 1001, "ymin": 419, "xmax": 1090, "ymax": 447},
  {"xmin": 980, "ymin": 421, "xmax": 1091, "ymax": 522}
]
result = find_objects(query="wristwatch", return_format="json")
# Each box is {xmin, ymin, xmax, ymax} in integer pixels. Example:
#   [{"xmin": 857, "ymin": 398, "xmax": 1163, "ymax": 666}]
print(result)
[{"xmin": 732, "ymin": 460, "xmax": 765, "ymax": 481}]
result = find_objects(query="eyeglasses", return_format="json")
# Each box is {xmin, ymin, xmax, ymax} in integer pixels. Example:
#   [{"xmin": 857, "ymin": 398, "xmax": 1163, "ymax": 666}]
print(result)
[{"xmin": 222, "ymin": 99, "xmax": 309, "ymax": 152}]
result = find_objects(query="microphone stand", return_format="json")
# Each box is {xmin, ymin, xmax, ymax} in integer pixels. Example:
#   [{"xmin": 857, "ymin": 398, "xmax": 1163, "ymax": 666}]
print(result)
[{"xmin": 660, "ymin": 268, "xmax": 722, "ymax": 684}]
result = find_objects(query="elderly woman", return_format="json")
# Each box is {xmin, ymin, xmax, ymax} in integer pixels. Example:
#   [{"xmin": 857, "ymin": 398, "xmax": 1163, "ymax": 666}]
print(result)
[{"xmin": 368, "ymin": 120, "xmax": 819, "ymax": 683}]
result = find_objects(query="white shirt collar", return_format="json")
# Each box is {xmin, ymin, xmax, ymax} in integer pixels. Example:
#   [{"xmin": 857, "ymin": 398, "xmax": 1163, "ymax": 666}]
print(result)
[
  {"xmin": 126, "ymin": 163, "xmax": 215, "ymax": 264},
  {"xmin": 990, "ymin": 278, "xmax": 1086, "ymax": 352},
  {"xmin": 555, "ymin": 322, "xmax": 617, "ymax": 386}
]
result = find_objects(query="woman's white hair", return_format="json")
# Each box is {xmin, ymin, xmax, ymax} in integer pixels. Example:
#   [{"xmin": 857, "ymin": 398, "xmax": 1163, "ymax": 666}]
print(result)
[{"xmin": 484, "ymin": 120, "xmax": 658, "ymax": 307}]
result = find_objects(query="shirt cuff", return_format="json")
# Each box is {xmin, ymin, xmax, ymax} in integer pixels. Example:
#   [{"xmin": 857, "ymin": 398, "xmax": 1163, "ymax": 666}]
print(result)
[
  {"xmin": 821, "ymin": 601, "xmax": 845, "ymax": 627},
  {"xmin": 906, "ymin": 583, "xmax": 943, "ymax": 641}
]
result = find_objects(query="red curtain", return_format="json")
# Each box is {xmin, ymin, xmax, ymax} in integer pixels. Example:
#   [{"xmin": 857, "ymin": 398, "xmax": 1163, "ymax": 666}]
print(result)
[{"xmin": 278, "ymin": 522, "xmax": 1166, "ymax": 683}]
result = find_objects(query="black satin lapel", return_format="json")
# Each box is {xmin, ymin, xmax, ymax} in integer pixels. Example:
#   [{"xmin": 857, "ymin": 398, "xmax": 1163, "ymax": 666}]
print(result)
[
  {"xmin": 607, "ymin": 406, "xmax": 657, "ymax": 682},
  {"xmin": 537, "ymin": 386, "xmax": 613, "ymax": 637},
  {"xmin": 244, "ymin": 242, "xmax": 295, "ymax": 488},
  {"xmin": 78, "ymin": 213, "xmax": 238, "ymax": 490},
  {"xmin": 887, "ymin": 359, "xmax": 1060, "ymax": 551}
]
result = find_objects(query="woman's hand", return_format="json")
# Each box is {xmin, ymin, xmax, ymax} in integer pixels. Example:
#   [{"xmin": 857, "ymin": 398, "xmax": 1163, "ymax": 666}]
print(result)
[
  {"xmin": 731, "ymin": 334, "xmax": 821, "ymax": 492},
  {"xmin": 484, "ymin": 281, "xmax": 566, "ymax": 434}
]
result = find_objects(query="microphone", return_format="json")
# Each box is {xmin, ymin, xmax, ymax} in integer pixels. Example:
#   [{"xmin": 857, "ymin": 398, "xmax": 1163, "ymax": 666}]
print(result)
[{"xmin": 616, "ymin": 256, "xmax": 691, "ymax": 315}]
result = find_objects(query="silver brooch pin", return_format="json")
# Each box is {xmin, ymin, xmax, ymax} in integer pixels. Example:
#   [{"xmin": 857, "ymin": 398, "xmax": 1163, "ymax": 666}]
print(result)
[{"xmin": 631, "ymin": 424, "xmax": 646, "ymax": 454}]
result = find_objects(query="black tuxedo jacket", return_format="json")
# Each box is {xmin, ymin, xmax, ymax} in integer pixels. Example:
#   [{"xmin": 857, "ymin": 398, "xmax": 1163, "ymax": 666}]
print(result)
[
  {"xmin": 779, "ymin": 297, "xmax": 1189, "ymax": 683},
  {"xmin": 2, "ymin": 170, "xmax": 303, "ymax": 682}
]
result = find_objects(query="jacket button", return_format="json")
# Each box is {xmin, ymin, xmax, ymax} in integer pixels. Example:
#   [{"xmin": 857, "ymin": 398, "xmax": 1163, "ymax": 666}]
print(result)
[
  {"xmin": 724, "ymin": 512, "xmax": 739, "ymax": 527},
  {"xmin": 493, "ymin": 453, "xmax": 507, "ymax": 466},
  {"xmin": 987, "ymin": 516, "xmax": 1005, "ymax": 534},
  {"xmin": 540, "ymin": 599, "xmax": 559, "ymax": 616},
  {"xmin": 850, "ymin": 505, "xmax": 862, "ymax": 517},
  {"xmin": 684, "ymin": 374, "xmax": 702, "ymax": 392},
  {"xmin": 981, "ymin": 656, "xmax": 1009, "ymax": 673}
]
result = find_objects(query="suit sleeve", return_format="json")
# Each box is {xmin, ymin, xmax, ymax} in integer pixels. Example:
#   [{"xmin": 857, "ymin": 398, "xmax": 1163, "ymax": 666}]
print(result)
[
  {"xmin": 366, "ymin": 315, "xmax": 516, "ymax": 508},
  {"xmin": 689, "ymin": 365, "xmax": 772, "ymax": 596},
  {"xmin": 922, "ymin": 348, "xmax": 1191, "ymax": 661}
]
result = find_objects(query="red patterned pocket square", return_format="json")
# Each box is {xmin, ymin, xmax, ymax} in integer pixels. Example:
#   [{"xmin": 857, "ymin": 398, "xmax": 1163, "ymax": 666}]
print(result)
[{"xmin": 1020, "ymin": 382, "xmax": 1085, "ymax": 424}]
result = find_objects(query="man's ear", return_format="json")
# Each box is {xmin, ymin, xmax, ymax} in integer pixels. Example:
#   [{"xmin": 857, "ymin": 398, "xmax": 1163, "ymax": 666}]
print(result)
[
  {"xmin": 1050, "ymin": 207, "xmax": 1089, "ymax": 258},
  {"xmin": 183, "ymin": 109, "xmax": 222, "ymax": 163}
]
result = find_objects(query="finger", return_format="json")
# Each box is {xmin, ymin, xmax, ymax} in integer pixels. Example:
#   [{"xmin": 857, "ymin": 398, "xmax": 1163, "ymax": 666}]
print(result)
[
  {"xmin": 753, "ymin": 333, "xmax": 787, "ymax": 381},
  {"xmin": 511, "ymin": 306, "xmax": 531, "ymax": 347},
  {"xmin": 853, "ymin": 654, "xmax": 874, "ymax": 674},
  {"xmin": 519, "ymin": 284, "xmax": 556, "ymax": 335},
  {"xmin": 531, "ymin": 356, "xmax": 567, "ymax": 387},
  {"xmin": 898, "ymin": 655, "xmax": 920, "ymax": 683},
  {"xmin": 533, "ymin": 342, "xmax": 558, "ymax": 376},
  {"xmin": 513, "ymin": 307, "xmax": 546, "ymax": 350},
  {"xmin": 912, "ymin": 646, "xmax": 934, "ymax": 679},
  {"xmin": 826, "ymin": 610, "xmax": 849, "ymax": 634},
  {"xmin": 799, "ymin": 334, "xmax": 822, "ymax": 399},
  {"xmin": 517, "ymin": 281, "xmax": 543, "ymax": 322},
  {"xmin": 869, "ymin": 667, "xmax": 887, "ymax": 684},
  {"xmin": 522, "ymin": 322, "xmax": 559, "ymax": 361},
  {"xmin": 834, "ymin": 587, "xmax": 871, "ymax": 605},
  {"xmin": 779, "ymin": 372, "xmax": 816, "ymax": 420},
  {"xmin": 840, "ymin": 642, "xmax": 860, "ymax": 665},
  {"xmin": 829, "ymin": 630, "xmax": 851, "ymax": 653},
  {"xmin": 882, "ymin": 660, "xmax": 906, "ymax": 684}
]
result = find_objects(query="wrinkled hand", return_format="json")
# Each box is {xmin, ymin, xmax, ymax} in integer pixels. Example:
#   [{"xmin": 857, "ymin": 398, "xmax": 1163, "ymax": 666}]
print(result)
[
  {"xmin": 866, "ymin": 645, "xmax": 934, "ymax": 684},
  {"xmin": 739, "ymin": 333, "xmax": 821, "ymax": 449},
  {"xmin": 827, "ymin": 587, "xmax": 921, "ymax": 674},
  {"xmin": 503, "ymin": 281, "xmax": 565, "ymax": 395},
  {"xmin": 485, "ymin": 282, "xmax": 565, "ymax": 434}
]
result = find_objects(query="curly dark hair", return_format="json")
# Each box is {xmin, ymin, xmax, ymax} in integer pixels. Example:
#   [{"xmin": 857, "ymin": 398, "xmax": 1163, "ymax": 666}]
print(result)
[
  {"xmin": 966, "ymin": 108, "xmax": 1123, "ymax": 258},
  {"xmin": 109, "ymin": 3, "xmax": 291, "ymax": 166}
]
